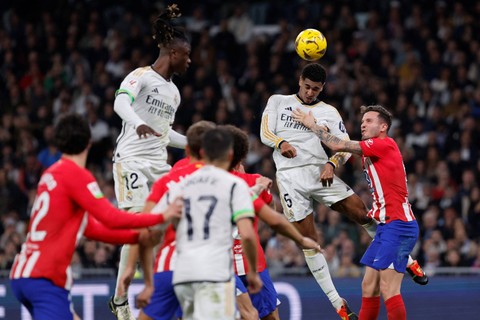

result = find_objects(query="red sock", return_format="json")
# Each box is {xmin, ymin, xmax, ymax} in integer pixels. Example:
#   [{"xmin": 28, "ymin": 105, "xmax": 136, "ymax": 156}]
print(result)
[
  {"xmin": 385, "ymin": 295, "xmax": 406, "ymax": 320},
  {"xmin": 359, "ymin": 296, "xmax": 380, "ymax": 320}
]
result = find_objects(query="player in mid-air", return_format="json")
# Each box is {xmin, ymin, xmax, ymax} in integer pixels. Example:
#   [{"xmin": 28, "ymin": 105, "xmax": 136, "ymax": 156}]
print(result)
[
  {"xmin": 109, "ymin": 4, "xmax": 191, "ymax": 319},
  {"xmin": 293, "ymin": 104, "xmax": 419, "ymax": 320},
  {"xmin": 9, "ymin": 114, "xmax": 181, "ymax": 320},
  {"xmin": 156, "ymin": 128, "xmax": 262, "ymax": 320},
  {"xmin": 261, "ymin": 63, "xmax": 427, "ymax": 320}
]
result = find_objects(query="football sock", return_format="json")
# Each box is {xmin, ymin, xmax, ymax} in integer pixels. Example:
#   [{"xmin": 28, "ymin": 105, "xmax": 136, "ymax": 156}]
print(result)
[
  {"xmin": 385, "ymin": 294, "xmax": 406, "ymax": 320},
  {"xmin": 303, "ymin": 249, "xmax": 343, "ymax": 310},
  {"xmin": 362, "ymin": 220, "xmax": 377, "ymax": 239},
  {"xmin": 407, "ymin": 255, "xmax": 414, "ymax": 267},
  {"xmin": 359, "ymin": 296, "xmax": 380, "ymax": 320},
  {"xmin": 114, "ymin": 244, "xmax": 130, "ymax": 304}
]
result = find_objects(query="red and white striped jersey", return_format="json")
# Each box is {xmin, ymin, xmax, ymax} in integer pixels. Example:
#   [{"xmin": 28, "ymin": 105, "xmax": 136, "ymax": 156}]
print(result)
[
  {"xmin": 10, "ymin": 158, "xmax": 165, "ymax": 289},
  {"xmin": 231, "ymin": 172, "xmax": 273, "ymax": 276},
  {"xmin": 359, "ymin": 137, "xmax": 416, "ymax": 224},
  {"xmin": 149, "ymin": 163, "xmax": 203, "ymax": 272}
]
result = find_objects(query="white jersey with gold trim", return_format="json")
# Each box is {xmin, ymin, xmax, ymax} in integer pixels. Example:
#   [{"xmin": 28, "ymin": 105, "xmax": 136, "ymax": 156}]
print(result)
[
  {"xmin": 114, "ymin": 66, "xmax": 181, "ymax": 164},
  {"xmin": 260, "ymin": 94, "xmax": 350, "ymax": 171}
]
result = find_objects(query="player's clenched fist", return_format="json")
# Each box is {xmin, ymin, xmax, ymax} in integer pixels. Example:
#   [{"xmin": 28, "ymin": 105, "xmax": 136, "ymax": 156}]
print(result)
[{"xmin": 279, "ymin": 141, "xmax": 297, "ymax": 158}]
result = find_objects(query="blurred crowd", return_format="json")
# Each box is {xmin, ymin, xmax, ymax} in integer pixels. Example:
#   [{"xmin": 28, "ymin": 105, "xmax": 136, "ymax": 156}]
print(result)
[{"xmin": 1, "ymin": 0, "xmax": 479, "ymax": 278}]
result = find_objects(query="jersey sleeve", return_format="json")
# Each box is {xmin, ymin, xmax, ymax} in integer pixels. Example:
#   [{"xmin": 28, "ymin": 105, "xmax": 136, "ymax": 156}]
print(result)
[
  {"xmin": 67, "ymin": 169, "xmax": 165, "ymax": 228},
  {"xmin": 83, "ymin": 215, "xmax": 140, "ymax": 244},
  {"xmin": 116, "ymin": 68, "xmax": 146, "ymax": 102},
  {"xmin": 253, "ymin": 196, "xmax": 266, "ymax": 213},
  {"xmin": 147, "ymin": 176, "xmax": 169, "ymax": 203},
  {"xmin": 151, "ymin": 191, "xmax": 170, "ymax": 215},
  {"xmin": 260, "ymin": 95, "xmax": 284, "ymax": 149},
  {"xmin": 168, "ymin": 128, "xmax": 187, "ymax": 149},
  {"xmin": 231, "ymin": 181, "xmax": 255, "ymax": 223},
  {"xmin": 250, "ymin": 173, "xmax": 273, "ymax": 205},
  {"xmin": 360, "ymin": 138, "xmax": 393, "ymax": 158},
  {"xmin": 151, "ymin": 180, "xmax": 182, "ymax": 215}
]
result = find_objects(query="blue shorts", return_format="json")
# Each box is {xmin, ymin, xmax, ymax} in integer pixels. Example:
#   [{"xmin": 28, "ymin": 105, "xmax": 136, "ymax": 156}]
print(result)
[
  {"xmin": 238, "ymin": 269, "xmax": 278, "ymax": 318},
  {"xmin": 235, "ymin": 274, "xmax": 247, "ymax": 296},
  {"xmin": 10, "ymin": 278, "xmax": 74, "ymax": 320},
  {"xmin": 361, "ymin": 220, "xmax": 419, "ymax": 273},
  {"xmin": 142, "ymin": 271, "xmax": 182, "ymax": 320}
]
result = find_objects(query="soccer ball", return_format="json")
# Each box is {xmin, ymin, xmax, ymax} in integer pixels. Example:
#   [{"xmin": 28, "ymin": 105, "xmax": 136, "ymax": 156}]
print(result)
[{"xmin": 295, "ymin": 29, "xmax": 327, "ymax": 61}]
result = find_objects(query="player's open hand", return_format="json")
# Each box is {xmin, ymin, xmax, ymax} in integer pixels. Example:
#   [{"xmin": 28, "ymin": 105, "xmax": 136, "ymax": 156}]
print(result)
[
  {"xmin": 280, "ymin": 141, "xmax": 297, "ymax": 158},
  {"xmin": 136, "ymin": 124, "xmax": 161, "ymax": 138},
  {"xmin": 252, "ymin": 176, "xmax": 272, "ymax": 195},
  {"xmin": 292, "ymin": 109, "xmax": 316, "ymax": 129},
  {"xmin": 163, "ymin": 197, "xmax": 183, "ymax": 222},
  {"xmin": 246, "ymin": 272, "xmax": 263, "ymax": 294},
  {"xmin": 320, "ymin": 163, "xmax": 335, "ymax": 187},
  {"xmin": 135, "ymin": 284, "xmax": 154, "ymax": 309},
  {"xmin": 300, "ymin": 236, "xmax": 323, "ymax": 253}
]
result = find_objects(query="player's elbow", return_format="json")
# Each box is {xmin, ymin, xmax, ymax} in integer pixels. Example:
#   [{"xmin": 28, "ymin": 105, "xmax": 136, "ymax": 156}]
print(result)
[{"xmin": 259, "ymin": 133, "xmax": 269, "ymax": 146}]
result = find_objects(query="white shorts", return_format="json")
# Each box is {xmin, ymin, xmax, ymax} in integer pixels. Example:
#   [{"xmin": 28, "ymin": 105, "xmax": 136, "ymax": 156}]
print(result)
[
  {"xmin": 276, "ymin": 164, "xmax": 354, "ymax": 222},
  {"xmin": 174, "ymin": 278, "xmax": 236, "ymax": 320},
  {"xmin": 113, "ymin": 160, "xmax": 170, "ymax": 209}
]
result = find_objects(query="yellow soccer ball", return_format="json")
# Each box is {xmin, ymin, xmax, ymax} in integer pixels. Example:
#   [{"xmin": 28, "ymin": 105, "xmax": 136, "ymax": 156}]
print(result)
[{"xmin": 295, "ymin": 28, "xmax": 327, "ymax": 61}]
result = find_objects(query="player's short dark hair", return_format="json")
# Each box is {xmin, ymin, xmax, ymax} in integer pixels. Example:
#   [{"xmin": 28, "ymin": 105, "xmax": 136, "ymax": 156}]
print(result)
[
  {"xmin": 54, "ymin": 113, "xmax": 91, "ymax": 155},
  {"xmin": 360, "ymin": 105, "xmax": 393, "ymax": 130},
  {"xmin": 202, "ymin": 128, "xmax": 233, "ymax": 163},
  {"xmin": 152, "ymin": 4, "xmax": 189, "ymax": 49},
  {"xmin": 221, "ymin": 125, "xmax": 249, "ymax": 170},
  {"xmin": 186, "ymin": 120, "xmax": 216, "ymax": 159},
  {"xmin": 301, "ymin": 63, "xmax": 327, "ymax": 83}
]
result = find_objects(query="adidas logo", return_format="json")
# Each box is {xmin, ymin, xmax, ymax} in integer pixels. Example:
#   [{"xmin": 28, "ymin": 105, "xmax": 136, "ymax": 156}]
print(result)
[
  {"xmin": 152, "ymin": 88, "xmax": 159, "ymax": 93},
  {"xmin": 285, "ymin": 107, "xmax": 292, "ymax": 111}
]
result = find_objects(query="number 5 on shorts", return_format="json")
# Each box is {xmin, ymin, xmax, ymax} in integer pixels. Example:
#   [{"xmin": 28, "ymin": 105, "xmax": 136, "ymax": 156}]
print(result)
[{"xmin": 283, "ymin": 193, "xmax": 293, "ymax": 208}]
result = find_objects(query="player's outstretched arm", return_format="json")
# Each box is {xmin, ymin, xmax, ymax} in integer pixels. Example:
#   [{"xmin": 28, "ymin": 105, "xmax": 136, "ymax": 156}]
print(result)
[
  {"xmin": 256, "ymin": 204, "xmax": 321, "ymax": 252},
  {"xmin": 168, "ymin": 128, "xmax": 187, "ymax": 149},
  {"xmin": 84, "ymin": 216, "xmax": 163, "ymax": 245},
  {"xmin": 292, "ymin": 109, "xmax": 363, "ymax": 155}
]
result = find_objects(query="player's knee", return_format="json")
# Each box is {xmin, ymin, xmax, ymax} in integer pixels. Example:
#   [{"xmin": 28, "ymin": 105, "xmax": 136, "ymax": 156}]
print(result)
[{"xmin": 362, "ymin": 277, "xmax": 380, "ymax": 297}]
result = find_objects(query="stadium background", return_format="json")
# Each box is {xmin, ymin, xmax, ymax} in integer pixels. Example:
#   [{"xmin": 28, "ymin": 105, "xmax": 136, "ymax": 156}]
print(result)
[{"xmin": 0, "ymin": 0, "xmax": 479, "ymax": 318}]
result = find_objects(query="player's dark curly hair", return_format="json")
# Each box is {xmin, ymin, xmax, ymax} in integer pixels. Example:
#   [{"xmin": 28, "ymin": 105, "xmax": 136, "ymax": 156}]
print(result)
[
  {"xmin": 360, "ymin": 105, "xmax": 393, "ymax": 130},
  {"xmin": 221, "ymin": 125, "xmax": 249, "ymax": 170},
  {"xmin": 186, "ymin": 120, "xmax": 216, "ymax": 159},
  {"xmin": 152, "ymin": 4, "xmax": 189, "ymax": 49},
  {"xmin": 54, "ymin": 114, "xmax": 91, "ymax": 155},
  {"xmin": 301, "ymin": 63, "xmax": 327, "ymax": 83}
]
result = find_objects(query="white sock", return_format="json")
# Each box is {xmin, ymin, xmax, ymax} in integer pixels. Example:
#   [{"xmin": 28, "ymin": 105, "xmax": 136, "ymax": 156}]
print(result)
[
  {"xmin": 303, "ymin": 249, "xmax": 343, "ymax": 310},
  {"xmin": 362, "ymin": 220, "xmax": 377, "ymax": 239},
  {"xmin": 407, "ymin": 255, "xmax": 414, "ymax": 267},
  {"xmin": 114, "ymin": 244, "xmax": 130, "ymax": 304}
]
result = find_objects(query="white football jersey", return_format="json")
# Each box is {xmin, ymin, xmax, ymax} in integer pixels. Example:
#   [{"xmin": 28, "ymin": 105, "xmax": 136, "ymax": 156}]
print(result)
[
  {"xmin": 114, "ymin": 66, "xmax": 181, "ymax": 163},
  {"xmin": 154, "ymin": 165, "xmax": 255, "ymax": 284},
  {"xmin": 260, "ymin": 94, "xmax": 350, "ymax": 170}
]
